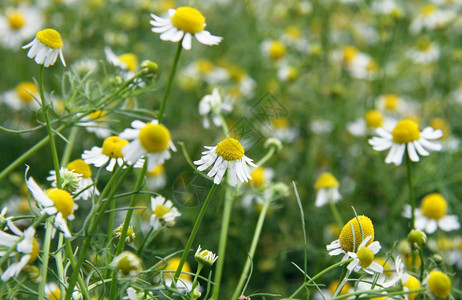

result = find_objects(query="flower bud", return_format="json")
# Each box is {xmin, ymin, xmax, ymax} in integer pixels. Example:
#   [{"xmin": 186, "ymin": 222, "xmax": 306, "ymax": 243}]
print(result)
[
  {"xmin": 114, "ymin": 224, "xmax": 136, "ymax": 244},
  {"xmin": 407, "ymin": 229, "xmax": 427, "ymax": 250},
  {"xmin": 194, "ymin": 245, "xmax": 218, "ymax": 267},
  {"xmin": 141, "ymin": 60, "xmax": 158, "ymax": 76}
]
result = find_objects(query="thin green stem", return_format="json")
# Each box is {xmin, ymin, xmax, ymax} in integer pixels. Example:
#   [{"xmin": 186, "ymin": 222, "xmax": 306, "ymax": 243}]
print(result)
[
  {"xmin": 64, "ymin": 238, "xmax": 91, "ymax": 300},
  {"xmin": 190, "ymin": 263, "xmax": 204, "ymax": 296},
  {"xmin": 38, "ymin": 218, "xmax": 54, "ymax": 300},
  {"xmin": 55, "ymin": 234, "xmax": 65, "ymax": 297},
  {"xmin": 60, "ymin": 125, "xmax": 79, "ymax": 167},
  {"xmin": 329, "ymin": 201, "xmax": 344, "ymax": 229},
  {"xmin": 158, "ymin": 42, "xmax": 183, "ymax": 123},
  {"xmin": 255, "ymin": 147, "xmax": 275, "ymax": 167},
  {"xmin": 170, "ymin": 184, "xmax": 218, "ymax": 292},
  {"xmin": 406, "ymin": 155, "xmax": 416, "ymax": 230}
]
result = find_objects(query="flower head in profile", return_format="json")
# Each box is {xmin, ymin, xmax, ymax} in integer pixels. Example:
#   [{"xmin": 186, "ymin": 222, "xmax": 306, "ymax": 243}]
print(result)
[
  {"xmin": 77, "ymin": 110, "xmax": 112, "ymax": 139},
  {"xmin": 119, "ymin": 120, "xmax": 176, "ymax": 172},
  {"xmin": 195, "ymin": 245, "xmax": 218, "ymax": 267},
  {"xmin": 369, "ymin": 119, "xmax": 442, "ymax": 166},
  {"xmin": 150, "ymin": 6, "xmax": 222, "ymax": 50},
  {"xmin": 405, "ymin": 275, "xmax": 422, "ymax": 300},
  {"xmin": 0, "ymin": 221, "xmax": 39, "ymax": 281},
  {"xmin": 194, "ymin": 137, "xmax": 256, "ymax": 186},
  {"xmin": 159, "ymin": 257, "xmax": 193, "ymax": 292},
  {"xmin": 346, "ymin": 236, "xmax": 383, "ymax": 275},
  {"xmin": 426, "ymin": 270, "xmax": 451, "ymax": 299},
  {"xmin": 404, "ymin": 193, "xmax": 460, "ymax": 234},
  {"xmin": 314, "ymin": 172, "xmax": 342, "ymax": 207},
  {"xmin": 150, "ymin": 196, "xmax": 181, "ymax": 230},
  {"xmin": 112, "ymin": 251, "xmax": 142, "ymax": 277},
  {"xmin": 26, "ymin": 177, "xmax": 77, "ymax": 237},
  {"xmin": 198, "ymin": 88, "xmax": 232, "ymax": 129},
  {"xmin": 22, "ymin": 28, "xmax": 66, "ymax": 67}
]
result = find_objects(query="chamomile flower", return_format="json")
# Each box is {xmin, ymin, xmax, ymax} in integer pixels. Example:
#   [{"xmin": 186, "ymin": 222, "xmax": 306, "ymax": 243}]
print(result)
[
  {"xmin": 150, "ymin": 6, "xmax": 223, "ymax": 50},
  {"xmin": 159, "ymin": 257, "xmax": 194, "ymax": 292},
  {"xmin": 119, "ymin": 120, "xmax": 176, "ymax": 172},
  {"xmin": 105, "ymin": 47, "xmax": 138, "ymax": 79},
  {"xmin": 382, "ymin": 256, "xmax": 409, "ymax": 288},
  {"xmin": 261, "ymin": 40, "xmax": 287, "ymax": 62},
  {"xmin": 83, "ymin": 136, "xmax": 136, "ymax": 171},
  {"xmin": 22, "ymin": 28, "xmax": 66, "ymax": 67},
  {"xmin": 371, "ymin": 0, "xmax": 403, "ymax": 17},
  {"xmin": 0, "ymin": 7, "xmax": 44, "ymax": 50},
  {"xmin": 146, "ymin": 165, "xmax": 167, "ymax": 190},
  {"xmin": 314, "ymin": 172, "xmax": 342, "ymax": 207},
  {"xmin": 0, "ymin": 221, "xmax": 39, "ymax": 281},
  {"xmin": 45, "ymin": 282, "xmax": 61, "ymax": 300},
  {"xmin": 404, "ymin": 275, "xmax": 422, "ymax": 300},
  {"xmin": 368, "ymin": 119, "xmax": 443, "ymax": 166},
  {"xmin": 409, "ymin": 5, "xmax": 455, "ymax": 34},
  {"xmin": 426, "ymin": 270, "xmax": 451, "ymax": 299},
  {"xmin": 112, "ymin": 251, "xmax": 142, "ymax": 277},
  {"xmin": 198, "ymin": 88, "xmax": 232, "ymax": 129},
  {"xmin": 195, "ymin": 245, "xmax": 218, "ymax": 267},
  {"xmin": 407, "ymin": 40, "xmax": 440, "ymax": 64},
  {"xmin": 194, "ymin": 137, "xmax": 256, "ymax": 186},
  {"xmin": 26, "ymin": 177, "xmax": 77, "ymax": 237},
  {"xmin": 2, "ymin": 81, "xmax": 40, "ymax": 111},
  {"xmin": 404, "ymin": 193, "xmax": 460, "ymax": 233},
  {"xmin": 150, "ymin": 196, "xmax": 181, "ymax": 230},
  {"xmin": 78, "ymin": 110, "xmax": 112, "ymax": 138},
  {"xmin": 346, "ymin": 236, "xmax": 383, "ymax": 274}
]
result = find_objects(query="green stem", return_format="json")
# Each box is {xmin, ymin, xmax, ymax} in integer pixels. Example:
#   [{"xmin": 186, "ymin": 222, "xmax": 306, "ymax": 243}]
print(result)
[
  {"xmin": 38, "ymin": 218, "xmax": 54, "ymax": 300},
  {"xmin": 158, "ymin": 42, "xmax": 183, "ymax": 123},
  {"xmin": 64, "ymin": 238, "xmax": 91, "ymax": 300},
  {"xmin": 55, "ymin": 234, "xmax": 65, "ymax": 298},
  {"xmin": 406, "ymin": 155, "xmax": 416, "ymax": 230},
  {"xmin": 288, "ymin": 258, "xmax": 354, "ymax": 299},
  {"xmin": 170, "ymin": 184, "xmax": 218, "ymax": 292},
  {"xmin": 38, "ymin": 65, "xmax": 62, "ymax": 189},
  {"xmin": 190, "ymin": 263, "xmax": 204, "ymax": 296},
  {"xmin": 329, "ymin": 201, "xmax": 344, "ymax": 229},
  {"xmin": 209, "ymin": 187, "xmax": 233, "ymax": 300},
  {"xmin": 255, "ymin": 147, "xmax": 275, "ymax": 167},
  {"xmin": 60, "ymin": 125, "xmax": 79, "ymax": 167},
  {"xmin": 231, "ymin": 195, "xmax": 273, "ymax": 300}
]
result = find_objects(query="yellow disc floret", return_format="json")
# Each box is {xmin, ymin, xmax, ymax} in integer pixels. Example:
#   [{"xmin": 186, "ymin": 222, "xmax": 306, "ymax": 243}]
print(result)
[
  {"xmin": 27, "ymin": 238, "xmax": 40, "ymax": 264},
  {"xmin": 250, "ymin": 167, "xmax": 265, "ymax": 188},
  {"xmin": 138, "ymin": 123, "xmax": 171, "ymax": 153},
  {"xmin": 118, "ymin": 53, "xmax": 138, "ymax": 72},
  {"xmin": 268, "ymin": 41, "xmax": 286, "ymax": 61},
  {"xmin": 47, "ymin": 288, "xmax": 61, "ymax": 300},
  {"xmin": 15, "ymin": 82, "xmax": 38, "ymax": 103},
  {"xmin": 88, "ymin": 110, "xmax": 108, "ymax": 120},
  {"xmin": 357, "ymin": 246, "xmax": 374, "ymax": 268},
  {"xmin": 404, "ymin": 275, "xmax": 421, "ymax": 300},
  {"xmin": 421, "ymin": 5, "xmax": 437, "ymax": 16},
  {"xmin": 67, "ymin": 159, "xmax": 92, "ymax": 178},
  {"xmin": 7, "ymin": 11, "xmax": 26, "ymax": 30},
  {"xmin": 391, "ymin": 120, "xmax": 421, "ymax": 143},
  {"xmin": 196, "ymin": 59, "xmax": 214, "ymax": 74},
  {"xmin": 365, "ymin": 110, "xmax": 383, "ymax": 128},
  {"xmin": 171, "ymin": 6, "xmax": 205, "ymax": 34},
  {"xmin": 163, "ymin": 257, "xmax": 192, "ymax": 281},
  {"xmin": 154, "ymin": 205, "xmax": 171, "ymax": 218},
  {"xmin": 420, "ymin": 193, "xmax": 447, "ymax": 220},
  {"xmin": 343, "ymin": 46, "xmax": 358, "ymax": 64},
  {"xmin": 45, "ymin": 188, "xmax": 74, "ymax": 218},
  {"xmin": 148, "ymin": 165, "xmax": 165, "ymax": 177},
  {"xmin": 102, "ymin": 136, "xmax": 129, "ymax": 158},
  {"xmin": 36, "ymin": 28, "xmax": 63, "ymax": 49},
  {"xmin": 339, "ymin": 215, "xmax": 374, "ymax": 253},
  {"xmin": 216, "ymin": 138, "xmax": 245, "ymax": 161},
  {"xmin": 314, "ymin": 172, "xmax": 339, "ymax": 189},
  {"xmin": 383, "ymin": 94, "xmax": 399, "ymax": 111},
  {"xmin": 328, "ymin": 280, "xmax": 350, "ymax": 296},
  {"xmin": 272, "ymin": 118, "xmax": 290, "ymax": 129},
  {"xmin": 428, "ymin": 270, "xmax": 451, "ymax": 299}
]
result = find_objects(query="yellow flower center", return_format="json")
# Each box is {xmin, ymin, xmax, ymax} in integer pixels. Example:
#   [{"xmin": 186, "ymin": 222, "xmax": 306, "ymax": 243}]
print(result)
[
  {"xmin": 365, "ymin": 110, "xmax": 383, "ymax": 128},
  {"xmin": 116, "ymin": 252, "xmax": 142, "ymax": 276},
  {"xmin": 428, "ymin": 271, "xmax": 451, "ymax": 299},
  {"xmin": 285, "ymin": 26, "xmax": 301, "ymax": 39},
  {"xmin": 102, "ymin": 136, "xmax": 129, "ymax": 158},
  {"xmin": 7, "ymin": 11, "xmax": 26, "ymax": 30},
  {"xmin": 228, "ymin": 66, "xmax": 245, "ymax": 82},
  {"xmin": 154, "ymin": 204, "xmax": 171, "ymax": 218},
  {"xmin": 45, "ymin": 188, "xmax": 74, "ymax": 218},
  {"xmin": 196, "ymin": 59, "xmax": 214, "ymax": 73},
  {"xmin": 272, "ymin": 118, "xmax": 289, "ymax": 129},
  {"xmin": 286, "ymin": 66, "xmax": 299, "ymax": 81},
  {"xmin": 383, "ymin": 94, "xmax": 399, "ymax": 111},
  {"xmin": 339, "ymin": 215, "xmax": 374, "ymax": 253},
  {"xmin": 171, "ymin": 6, "xmax": 205, "ymax": 34},
  {"xmin": 15, "ymin": 82, "xmax": 38, "ymax": 103},
  {"xmin": 162, "ymin": 257, "xmax": 192, "ymax": 281},
  {"xmin": 67, "ymin": 159, "xmax": 92, "ymax": 178},
  {"xmin": 404, "ymin": 275, "xmax": 421, "ymax": 300},
  {"xmin": 421, "ymin": 193, "xmax": 447, "ymax": 220},
  {"xmin": 343, "ymin": 46, "xmax": 358, "ymax": 64},
  {"xmin": 421, "ymin": 5, "xmax": 437, "ymax": 16},
  {"xmin": 36, "ymin": 28, "xmax": 63, "ymax": 49},
  {"xmin": 366, "ymin": 60, "xmax": 378, "ymax": 72},
  {"xmin": 391, "ymin": 120, "xmax": 421, "ymax": 143},
  {"xmin": 138, "ymin": 123, "xmax": 171, "ymax": 153},
  {"xmin": 328, "ymin": 280, "xmax": 350, "ymax": 296},
  {"xmin": 250, "ymin": 167, "xmax": 265, "ymax": 188},
  {"xmin": 437, "ymin": 237, "xmax": 454, "ymax": 251},
  {"xmin": 47, "ymin": 288, "xmax": 61, "ymax": 300},
  {"xmin": 118, "ymin": 53, "xmax": 138, "ymax": 72},
  {"xmin": 314, "ymin": 172, "xmax": 339, "ymax": 189},
  {"xmin": 216, "ymin": 138, "xmax": 244, "ymax": 161},
  {"xmin": 88, "ymin": 110, "xmax": 108, "ymax": 120},
  {"xmin": 430, "ymin": 118, "xmax": 449, "ymax": 140},
  {"xmin": 416, "ymin": 40, "xmax": 432, "ymax": 52},
  {"xmin": 28, "ymin": 238, "xmax": 40, "ymax": 264},
  {"xmin": 357, "ymin": 246, "xmax": 374, "ymax": 268},
  {"xmin": 147, "ymin": 165, "xmax": 165, "ymax": 177},
  {"xmin": 268, "ymin": 41, "xmax": 286, "ymax": 60}
]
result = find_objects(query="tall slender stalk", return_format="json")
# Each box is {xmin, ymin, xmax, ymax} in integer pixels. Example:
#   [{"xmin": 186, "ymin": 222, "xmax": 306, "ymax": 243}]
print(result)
[
  {"xmin": 38, "ymin": 218, "xmax": 53, "ymax": 300},
  {"xmin": 406, "ymin": 155, "xmax": 416, "ymax": 230}
]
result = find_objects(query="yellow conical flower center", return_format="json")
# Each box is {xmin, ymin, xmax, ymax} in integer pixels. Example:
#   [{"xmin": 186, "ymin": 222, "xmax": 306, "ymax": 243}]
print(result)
[
  {"xmin": 36, "ymin": 28, "xmax": 63, "ymax": 49},
  {"xmin": 357, "ymin": 246, "xmax": 374, "ymax": 268},
  {"xmin": 15, "ymin": 82, "xmax": 38, "ymax": 103},
  {"xmin": 197, "ymin": 59, "xmax": 214, "ymax": 73},
  {"xmin": 404, "ymin": 275, "xmax": 421, "ymax": 300},
  {"xmin": 88, "ymin": 110, "xmax": 108, "ymax": 120},
  {"xmin": 171, "ymin": 6, "xmax": 205, "ymax": 34},
  {"xmin": 286, "ymin": 66, "xmax": 299, "ymax": 81},
  {"xmin": 154, "ymin": 204, "xmax": 171, "ymax": 218},
  {"xmin": 67, "ymin": 159, "xmax": 92, "ymax": 178},
  {"xmin": 7, "ymin": 11, "xmax": 26, "ymax": 30},
  {"xmin": 314, "ymin": 172, "xmax": 339, "ymax": 189},
  {"xmin": 428, "ymin": 271, "xmax": 451, "ymax": 299},
  {"xmin": 28, "ymin": 238, "xmax": 40, "ymax": 264},
  {"xmin": 421, "ymin": 5, "xmax": 437, "ymax": 16},
  {"xmin": 48, "ymin": 288, "xmax": 61, "ymax": 300},
  {"xmin": 430, "ymin": 118, "xmax": 450, "ymax": 140},
  {"xmin": 328, "ymin": 281, "xmax": 350, "ymax": 296},
  {"xmin": 272, "ymin": 118, "xmax": 289, "ymax": 129},
  {"xmin": 138, "ymin": 123, "xmax": 171, "ymax": 153},
  {"xmin": 163, "ymin": 257, "xmax": 192, "ymax": 281},
  {"xmin": 383, "ymin": 94, "xmax": 399, "ymax": 111},
  {"xmin": 45, "ymin": 188, "xmax": 74, "ymax": 218},
  {"xmin": 343, "ymin": 46, "xmax": 358, "ymax": 64},
  {"xmin": 102, "ymin": 136, "xmax": 129, "ymax": 158},
  {"xmin": 216, "ymin": 138, "xmax": 244, "ymax": 161},
  {"xmin": 147, "ymin": 165, "xmax": 165, "ymax": 177},
  {"xmin": 365, "ymin": 110, "xmax": 383, "ymax": 128},
  {"xmin": 421, "ymin": 193, "xmax": 447, "ymax": 220},
  {"xmin": 285, "ymin": 26, "xmax": 301, "ymax": 39},
  {"xmin": 339, "ymin": 216, "xmax": 374, "ymax": 253},
  {"xmin": 250, "ymin": 167, "xmax": 265, "ymax": 188},
  {"xmin": 116, "ymin": 252, "xmax": 142, "ymax": 276},
  {"xmin": 119, "ymin": 53, "xmax": 138, "ymax": 72},
  {"xmin": 391, "ymin": 120, "xmax": 421, "ymax": 143},
  {"xmin": 268, "ymin": 41, "xmax": 286, "ymax": 61}
]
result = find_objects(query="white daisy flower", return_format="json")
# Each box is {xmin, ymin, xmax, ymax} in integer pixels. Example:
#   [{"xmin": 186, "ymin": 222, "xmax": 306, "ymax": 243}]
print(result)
[
  {"xmin": 407, "ymin": 41, "xmax": 440, "ymax": 64},
  {"xmin": 146, "ymin": 165, "xmax": 167, "ymax": 190},
  {"xmin": 198, "ymin": 88, "xmax": 232, "ymax": 129},
  {"xmin": 150, "ymin": 6, "xmax": 222, "ymax": 50},
  {"xmin": 22, "ymin": 28, "xmax": 66, "ymax": 67},
  {"xmin": 119, "ymin": 120, "xmax": 176, "ymax": 172},
  {"xmin": 77, "ymin": 110, "xmax": 112, "ymax": 139},
  {"xmin": 403, "ymin": 193, "xmax": 460, "ymax": 234},
  {"xmin": 368, "ymin": 119, "xmax": 443, "ymax": 166},
  {"xmin": 194, "ymin": 137, "xmax": 256, "ymax": 186},
  {"xmin": 44, "ymin": 282, "xmax": 61, "ymax": 300},
  {"xmin": 382, "ymin": 256, "xmax": 409, "ymax": 288},
  {"xmin": 347, "ymin": 236, "xmax": 383, "ymax": 274},
  {"xmin": 2, "ymin": 81, "xmax": 40, "ymax": 111},
  {"xmin": 314, "ymin": 172, "xmax": 342, "ymax": 207},
  {"xmin": 150, "ymin": 196, "xmax": 181, "ymax": 230},
  {"xmin": 261, "ymin": 39, "xmax": 287, "ymax": 62},
  {"xmin": 195, "ymin": 245, "xmax": 218, "ymax": 267},
  {"xmin": 0, "ymin": 221, "xmax": 39, "ymax": 281},
  {"xmin": 26, "ymin": 177, "xmax": 77, "ymax": 238},
  {"xmin": 409, "ymin": 5, "xmax": 455, "ymax": 34},
  {"xmin": 371, "ymin": 0, "xmax": 403, "ymax": 17},
  {"xmin": 0, "ymin": 6, "xmax": 44, "ymax": 50}
]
